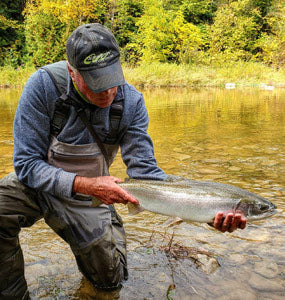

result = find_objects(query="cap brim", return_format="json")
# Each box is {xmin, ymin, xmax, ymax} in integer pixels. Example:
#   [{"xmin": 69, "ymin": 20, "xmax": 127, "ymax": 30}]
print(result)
[{"xmin": 79, "ymin": 60, "xmax": 125, "ymax": 93}]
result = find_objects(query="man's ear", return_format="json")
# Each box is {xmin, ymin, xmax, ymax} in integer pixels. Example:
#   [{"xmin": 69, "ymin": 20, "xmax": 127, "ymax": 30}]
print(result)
[{"xmin": 66, "ymin": 62, "xmax": 75, "ymax": 81}]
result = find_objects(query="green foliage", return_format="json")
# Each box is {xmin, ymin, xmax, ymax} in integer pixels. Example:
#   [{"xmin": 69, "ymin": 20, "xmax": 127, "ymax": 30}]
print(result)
[
  {"xmin": 181, "ymin": 0, "xmax": 218, "ymax": 24},
  {"xmin": 0, "ymin": 64, "xmax": 35, "ymax": 86},
  {"xmin": 111, "ymin": 0, "xmax": 144, "ymax": 63},
  {"xmin": 254, "ymin": 1, "xmax": 285, "ymax": 66},
  {"xmin": 2, "ymin": 60, "xmax": 285, "ymax": 88},
  {"xmin": 133, "ymin": 0, "xmax": 204, "ymax": 63},
  {"xmin": 122, "ymin": 60, "xmax": 285, "ymax": 87},
  {"xmin": 0, "ymin": 0, "xmax": 26, "ymax": 67},
  {"xmin": 209, "ymin": 0, "xmax": 262, "ymax": 61},
  {"xmin": 24, "ymin": 11, "xmax": 66, "ymax": 66},
  {"xmin": 24, "ymin": 0, "xmax": 110, "ymax": 66},
  {"xmin": 112, "ymin": 0, "xmax": 144, "ymax": 47},
  {"xmin": 1, "ymin": 0, "xmax": 285, "ymax": 68}
]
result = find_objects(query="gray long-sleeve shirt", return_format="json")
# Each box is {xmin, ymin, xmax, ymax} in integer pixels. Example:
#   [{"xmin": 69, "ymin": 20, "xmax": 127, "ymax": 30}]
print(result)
[{"xmin": 13, "ymin": 63, "xmax": 166, "ymax": 198}]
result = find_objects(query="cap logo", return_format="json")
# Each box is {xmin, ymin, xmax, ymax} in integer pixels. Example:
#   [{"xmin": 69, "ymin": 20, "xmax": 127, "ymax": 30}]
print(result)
[{"xmin": 83, "ymin": 51, "xmax": 112, "ymax": 65}]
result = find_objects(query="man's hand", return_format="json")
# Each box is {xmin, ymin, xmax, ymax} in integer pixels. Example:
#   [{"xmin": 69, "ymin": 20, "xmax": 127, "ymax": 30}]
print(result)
[
  {"xmin": 211, "ymin": 212, "xmax": 247, "ymax": 233},
  {"xmin": 73, "ymin": 175, "xmax": 139, "ymax": 205}
]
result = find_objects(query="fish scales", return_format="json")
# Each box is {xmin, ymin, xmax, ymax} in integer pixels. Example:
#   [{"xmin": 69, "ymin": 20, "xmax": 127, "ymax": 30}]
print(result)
[{"xmin": 119, "ymin": 177, "xmax": 277, "ymax": 223}]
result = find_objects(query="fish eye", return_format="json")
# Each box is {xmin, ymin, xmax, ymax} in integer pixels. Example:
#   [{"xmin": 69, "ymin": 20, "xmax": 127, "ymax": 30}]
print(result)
[{"xmin": 260, "ymin": 204, "xmax": 269, "ymax": 211}]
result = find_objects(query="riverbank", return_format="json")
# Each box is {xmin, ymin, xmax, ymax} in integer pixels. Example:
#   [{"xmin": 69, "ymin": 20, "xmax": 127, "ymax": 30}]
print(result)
[
  {"xmin": 1, "ymin": 61, "xmax": 285, "ymax": 88},
  {"xmin": 123, "ymin": 61, "xmax": 285, "ymax": 88}
]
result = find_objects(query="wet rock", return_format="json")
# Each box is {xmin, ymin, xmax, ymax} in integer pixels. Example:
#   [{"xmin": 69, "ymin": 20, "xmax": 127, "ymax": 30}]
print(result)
[
  {"xmin": 25, "ymin": 263, "xmax": 48, "ymax": 284},
  {"xmin": 275, "ymin": 190, "xmax": 285, "ymax": 197},
  {"xmin": 228, "ymin": 253, "xmax": 247, "ymax": 265},
  {"xmin": 198, "ymin": 168, "xmax": 220, "ymax": 175},
  {"xmin": 173, "ymin": 291, "xmax": 203, "ymax": 300},
  {"xmin": 228, "ymin": 166, "xmax": 241, "ymax": 172},
  {"xmin": 203, "ymin": 158, "xmax": 225, "ymax": 164},
  {"xmin": 248, "ymin": 273, "xmax": 284, "ymax": 292},
  {"xmin": 192, "ymin": 146, "xmax": 204, "ymax": 152},
  {"xmin": 169, "ymin": 284, "xmax": 207, "ymax": 300},
  {"xmin": 260, "ymin": 294, "xmax": 285, "ymax": 300},
  {"xmin": 244, "ymin": 230, "xmax": 270, "ymax": 242},
  {"xmin": 175, "ymin": 154, "xmax": 191, "ymax": 161},
  {"xmin": 261, "ymin": 160, "xmax": 278, "ymax": 167},
  {"xmin": 154, "ymin": 283, "xmax": 170, "ymax": 296},
  {"xmin": 207, "ymin": 174, "xmax": 227, "ymax": 180},
  {"xmin": 244, "ymin": 163, "xmax": 256, "ymax": 170},
  {"xmin": 156, "ymin": 272, "xmax": 171, "ymax": 283},
  {"xmin": 217, "ymin": 289, "xmax": 257, "ymax": 300},
  {"xmin": 196, "ymin": 254, "xmax": 219, "ymax": 274},
  {"xmin": 254, "ymin": 260, "xmax": 279, "ymax": 278}
]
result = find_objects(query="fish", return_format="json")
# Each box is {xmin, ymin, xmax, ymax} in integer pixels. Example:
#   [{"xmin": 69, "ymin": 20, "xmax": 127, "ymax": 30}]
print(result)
[{"xmin": 118, "ymin": 176, "xmax": 277, "ymax": 223}]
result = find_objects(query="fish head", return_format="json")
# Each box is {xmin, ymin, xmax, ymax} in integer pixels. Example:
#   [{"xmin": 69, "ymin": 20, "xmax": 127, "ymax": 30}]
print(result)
[{"xmin": 235, "ymin": 195, "xmax": 277, "ymax": 221}]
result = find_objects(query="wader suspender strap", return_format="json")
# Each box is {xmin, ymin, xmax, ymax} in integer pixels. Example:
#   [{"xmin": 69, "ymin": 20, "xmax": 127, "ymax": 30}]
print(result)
[
  {"xmin": 72, "ymin": 100, "xmax": 111, "ymax": 167},
  {"xmin": 42, "ymin": 64, "xmax": 71, "ymax": 136},
  {"xmin": 109, "ymin": 103, "xmax": 123, "ymax": 142},
  {"xmin": 42, "ymin": 62, "xmax": 123, "ymax": 155},
  {"xmin": 51, "ymin": 96, "xmax": 71, "ymax": 136}
]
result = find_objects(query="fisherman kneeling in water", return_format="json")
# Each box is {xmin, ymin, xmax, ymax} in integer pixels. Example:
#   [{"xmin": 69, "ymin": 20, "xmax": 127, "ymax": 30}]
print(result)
[{"xmin": 0, "ymin": 23, "xmax": 246, "ymax": 300}]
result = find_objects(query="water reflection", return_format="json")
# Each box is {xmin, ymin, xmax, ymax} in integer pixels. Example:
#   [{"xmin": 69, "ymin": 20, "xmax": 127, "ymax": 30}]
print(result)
[{"xmin": 0, "ymin": 87, "xmax": 284, "ymax": 299}]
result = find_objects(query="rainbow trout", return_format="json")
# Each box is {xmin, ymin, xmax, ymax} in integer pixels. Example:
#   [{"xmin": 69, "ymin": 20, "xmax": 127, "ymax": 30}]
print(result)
[{"xmin": 118, "ymin": 176, "xmax": 277, "ymax": 222}]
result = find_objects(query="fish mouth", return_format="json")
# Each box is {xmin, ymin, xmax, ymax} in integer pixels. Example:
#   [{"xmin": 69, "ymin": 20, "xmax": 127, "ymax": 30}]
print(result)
[{"xmin": 248, "ymin": 208, "xmax": 278, "ymax": 221}]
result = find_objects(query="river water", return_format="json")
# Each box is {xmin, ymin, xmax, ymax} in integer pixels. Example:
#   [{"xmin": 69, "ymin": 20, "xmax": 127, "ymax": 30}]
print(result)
[{"xmin": 0, "ymin": 87, "xmax": 284, "ymax": 299}]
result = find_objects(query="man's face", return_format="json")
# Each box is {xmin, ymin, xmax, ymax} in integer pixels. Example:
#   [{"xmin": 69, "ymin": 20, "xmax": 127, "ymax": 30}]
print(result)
[{"xmin": 68, "ymin": 65, "xmax": 118, "ymax": 108}]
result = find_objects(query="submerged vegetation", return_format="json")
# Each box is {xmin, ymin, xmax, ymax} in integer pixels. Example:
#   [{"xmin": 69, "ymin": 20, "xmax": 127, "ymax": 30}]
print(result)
[{"xmin": 1, "ymin": 0, "xmax": 285, "ymax": 87}]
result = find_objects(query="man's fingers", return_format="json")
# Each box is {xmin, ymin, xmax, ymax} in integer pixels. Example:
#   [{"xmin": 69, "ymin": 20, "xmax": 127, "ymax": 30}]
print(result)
[
  {"xmin": 221, "ymin": 213, "xmax": 233, "ymax": 232},
  {"xmin": 213, "ymin": 212, "xmax": 224, "ymax": 229},
  {"xmin": 240, "ymin": 215, "xmax": 247, "ymax": 229},
  {"xmin": 229, "ymin": 214, "xmax": 241, "ymax": 232},
  {"xmin": 119, "ymin": 188, "xmax": 139, "ymax": 205},
  {"xmin": 213, "ymin": 211, "xmax": 247, "ymax": 233}
]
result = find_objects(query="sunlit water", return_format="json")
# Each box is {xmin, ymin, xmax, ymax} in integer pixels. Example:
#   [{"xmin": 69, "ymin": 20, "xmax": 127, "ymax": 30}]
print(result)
[{"xmin": 0, "ymin": 87, "xmax": 284, "ymax": 299}]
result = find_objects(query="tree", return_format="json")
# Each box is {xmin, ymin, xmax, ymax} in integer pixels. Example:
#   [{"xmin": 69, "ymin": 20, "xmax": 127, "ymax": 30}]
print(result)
[
  {"xmin": 0, "ymin": 0, "xmax": 26, "ymax": 66},
  {"xmin": 24, "ymin": 0, "xmax": 110, "ymax": 66},
  {"xmin": 112, "ymin": 0, "xmax": 143, "ymax": 47},
  {"xmin": 133, "ymin": 0, "xmax": 204, "ymax": 63},
  {"xmin": 255, "ymin": 1, "xmax": 285, "ymax": 66},
  {"xmin": 181, "ymin": 0, "xmax": 218, "ymax": 25},
  {"xmin": 209, "ymin": 0, "xmax": 262, "ymax": 61}
]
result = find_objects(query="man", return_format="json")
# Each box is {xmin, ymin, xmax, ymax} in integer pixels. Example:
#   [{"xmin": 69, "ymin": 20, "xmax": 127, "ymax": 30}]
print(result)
[{"xmin": 0, "ymin": 23, "xmax": 246, "ymax": 299}]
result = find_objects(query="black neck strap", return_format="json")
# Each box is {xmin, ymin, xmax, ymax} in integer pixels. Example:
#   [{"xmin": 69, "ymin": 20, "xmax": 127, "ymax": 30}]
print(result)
[{"xmin": 75, "ymin": 106, "xmax": 110, "ymax": 167}]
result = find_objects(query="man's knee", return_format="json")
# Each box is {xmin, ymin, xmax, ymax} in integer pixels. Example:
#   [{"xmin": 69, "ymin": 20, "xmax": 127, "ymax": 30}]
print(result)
[
  {"xmin": 75, "ymin": 229, "xmax": 128, "ymax": 290},
  {"xmin": 0, "ymin": 173, "xmax": 41, "ymax": 226}
]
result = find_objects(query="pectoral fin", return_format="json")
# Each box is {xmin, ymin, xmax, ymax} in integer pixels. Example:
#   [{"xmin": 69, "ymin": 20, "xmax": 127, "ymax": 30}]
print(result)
[{"xmin": 127, "ymin": 202, "xmax": 145, "ymax": 215}]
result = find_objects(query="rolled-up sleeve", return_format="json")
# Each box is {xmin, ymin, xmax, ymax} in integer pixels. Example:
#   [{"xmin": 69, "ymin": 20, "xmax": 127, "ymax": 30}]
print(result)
[{"xmin": 120, "ymin": 93, "xmax": 166, "ymax": 180}]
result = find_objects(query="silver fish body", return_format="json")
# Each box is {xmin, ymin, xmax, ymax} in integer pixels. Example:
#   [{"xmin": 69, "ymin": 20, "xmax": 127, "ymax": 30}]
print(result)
[{"xmin": 119, "ymin": 176, "xmax": 277, "ymax": 223}]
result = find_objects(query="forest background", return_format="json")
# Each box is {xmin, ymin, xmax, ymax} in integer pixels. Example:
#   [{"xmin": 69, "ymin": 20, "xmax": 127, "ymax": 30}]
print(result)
[{"xmin": 1, "ymin": 0, "xmax": 285, "ymax": 87}]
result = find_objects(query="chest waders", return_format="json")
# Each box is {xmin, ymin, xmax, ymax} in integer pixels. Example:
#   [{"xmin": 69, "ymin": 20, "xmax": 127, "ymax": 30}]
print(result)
[
  {"xmin": 0, "ymin": 61, "xmax": 127, "ymax": 299},
  {"xmin": 42, "ymin": 61, "xmax": 122, "ymax": 178}
]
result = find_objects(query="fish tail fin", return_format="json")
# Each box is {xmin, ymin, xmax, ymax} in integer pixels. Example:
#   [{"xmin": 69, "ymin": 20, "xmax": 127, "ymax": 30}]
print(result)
[{"xmin": 127, "ymin": 202, "xmax": 144, "ymax": 215}]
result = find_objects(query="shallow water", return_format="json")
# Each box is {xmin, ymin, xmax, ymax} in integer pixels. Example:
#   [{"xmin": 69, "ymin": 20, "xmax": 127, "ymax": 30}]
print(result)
[{"xmin": 0, "ymin": 87, "xmax": 284, "ymax": 299}]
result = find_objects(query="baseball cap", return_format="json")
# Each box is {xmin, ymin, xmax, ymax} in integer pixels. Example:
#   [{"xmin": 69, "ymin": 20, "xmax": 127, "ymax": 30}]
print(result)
[{"xmin": 66, "ymin": 23, "xmax": 125, "ymax": 93}]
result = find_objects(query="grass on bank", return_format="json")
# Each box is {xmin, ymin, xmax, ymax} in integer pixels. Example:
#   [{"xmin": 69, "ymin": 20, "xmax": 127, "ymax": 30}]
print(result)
[
  {"xmin": 0, "ymin": 64, "xmax": 36, "ymax": 87},
  {"xmin": 123, "ymin": 61, "xmax": 285, "ymax": 88},
  {"xmin": 1, "ymin": 61, "xmax": 285, "ymax": 88}
]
